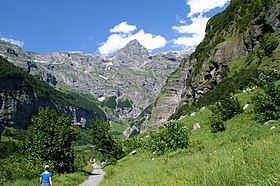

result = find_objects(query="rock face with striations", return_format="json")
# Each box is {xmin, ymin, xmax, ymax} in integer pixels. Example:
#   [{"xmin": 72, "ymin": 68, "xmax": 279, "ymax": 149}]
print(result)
[{"xmin": 0, "ymin": 39, "xmax": 192, "ymax": 121}]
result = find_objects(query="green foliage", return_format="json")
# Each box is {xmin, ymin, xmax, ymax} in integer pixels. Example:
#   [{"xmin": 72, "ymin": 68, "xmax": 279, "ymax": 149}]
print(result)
[
  {"xmin": 211, "ymin": 97, "xmax": 243, "ymax": 121},
  {"xmin": 260, "ymin": 33, "xmax": 279, "ymax": 56},
  {"xmin": 0, "ymin": 156, "xmax": 42, "ymax": 185},
  {"xmin": 146, "ymin": 120, "xmax": 189, "ymax": 155},
  {"xmin": 24, "ymin": 107, "xmax": 77, "ymax": 173},
  {"xmin": 100, "ymin": 96, "xmax": 117, "ymax": 109},
  {"xmin": 0, "ymin": 140, "xmax": 21, "ymax": 159},
  {"xmin": 123, "ymin": 137, "xmax": 144, "ymax": 154},
  {"xmin": 209, "ymin": 115, "xmax": 225, "ymax": 133},
  {"xmin": 117, "ymin": 97, "xmax": 133, "ymax": 109},
  {"xmin": 1, "ymin": 128, "xmax": 26, "ymax": 141},
  {"xmin": 87, "ymin": 120, "xmax": 124, "ymax": 162},
  {"xmin": 196, "ymin": 68, "xmax": 259, "ymax": 107},
  {"xmin": 172, "ymin": 68, "xmax": 258, "ymax": 120},
  {"xmin": 210, "ymin": 97, "xmax": 243, "ymax": 133},
  {"xmin": 253, "ymin": 70, "xmax": 280, "ymax": 122},
  {"xmin": 169, "ymin": 103, "xmax": 195, "ymax": 120},
  {"xmin": 101, "ymin": 90, "xmax": 280, "ymax": 186}
]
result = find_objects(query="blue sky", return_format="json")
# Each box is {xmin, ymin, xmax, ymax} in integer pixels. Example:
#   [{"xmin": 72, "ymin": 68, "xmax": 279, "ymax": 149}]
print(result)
[{"xmin": 0, "ymin": 0, "xmax": 230, "ymax": 56}]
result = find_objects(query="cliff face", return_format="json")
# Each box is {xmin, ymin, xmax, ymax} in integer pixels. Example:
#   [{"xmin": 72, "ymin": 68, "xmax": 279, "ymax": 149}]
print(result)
[
  {"xmin": 0, "ymin": 57, "xmax": 106, "ymax": 135},
  {"xmin": 142, "ymin": 0, "xmax": 280, "ymax": 131},
  {"xmin": 181, "ymin": 0, "xmax": 280, "ymax": 106}
]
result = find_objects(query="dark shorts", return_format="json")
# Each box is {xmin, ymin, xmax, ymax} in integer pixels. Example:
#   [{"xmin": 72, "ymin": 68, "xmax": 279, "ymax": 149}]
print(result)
[{"xmin": 42, "ymin": 183, "xmax": 50, "ymax": 186}]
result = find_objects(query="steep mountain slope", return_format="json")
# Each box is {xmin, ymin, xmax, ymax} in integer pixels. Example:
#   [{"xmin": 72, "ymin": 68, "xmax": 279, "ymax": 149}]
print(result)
[
  {"xmin": 0, "ymin": 39, "xmax": 191, "ymax": 120},
  {"xmin": 142, "ymin": 0, "xmax": 280, "ymax": 130},
  {"xmin": 0, "ymin": 56, "xmax": 106, "ymax": 135}
]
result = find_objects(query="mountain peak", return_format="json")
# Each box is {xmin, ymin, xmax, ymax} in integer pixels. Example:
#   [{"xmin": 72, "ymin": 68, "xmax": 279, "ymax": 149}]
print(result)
[
  {"xmin": 120, "ymin": 39, "xmax": 148, "ymax": 53},
  {"xmin": 114, "ymin": 39, "xmax": 149, "ymax": 68}
]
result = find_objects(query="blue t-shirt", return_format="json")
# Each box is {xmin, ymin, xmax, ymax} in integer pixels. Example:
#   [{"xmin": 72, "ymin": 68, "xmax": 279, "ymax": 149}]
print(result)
[{"xmin": 40, "ymin": 172, "xmax": 52, "ymax": 183}]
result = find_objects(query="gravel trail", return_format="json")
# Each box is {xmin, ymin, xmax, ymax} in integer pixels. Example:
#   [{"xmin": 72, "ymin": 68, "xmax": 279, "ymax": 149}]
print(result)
[{"xmin": 79, "ymin": 163, "xmax": 105, "ymax": 186}]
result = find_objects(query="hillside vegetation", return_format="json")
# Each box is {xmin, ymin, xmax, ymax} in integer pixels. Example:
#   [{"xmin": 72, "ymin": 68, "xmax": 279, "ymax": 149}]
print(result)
[
  {"xmin": 101, "ymin": 70, "xmax": 280, "ymax": 185},
  {"xmin": 100, "ymin": 0, "xmax": 280, "ymax": 185}
]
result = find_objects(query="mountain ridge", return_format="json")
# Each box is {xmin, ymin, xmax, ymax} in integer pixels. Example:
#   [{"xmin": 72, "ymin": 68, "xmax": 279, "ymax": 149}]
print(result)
[{"xmin": 0, "ymin": 38, "xmax": 193, "ymax": 135}]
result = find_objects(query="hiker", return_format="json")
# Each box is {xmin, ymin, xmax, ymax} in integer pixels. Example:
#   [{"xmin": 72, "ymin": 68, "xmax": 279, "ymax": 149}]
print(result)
[
  {"xmin": 90, "ymin": 157, "xmax": 96, "ymax": 164},
  {"xmin": 40, "ymin": 165, "xmax": 53, "ymax": 186}
]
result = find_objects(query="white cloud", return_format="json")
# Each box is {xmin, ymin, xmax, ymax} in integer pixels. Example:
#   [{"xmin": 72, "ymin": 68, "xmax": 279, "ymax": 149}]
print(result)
[
  {"xmin": 187, "ymin": 0, "xmax": 230, "ymax": 17},
  {"xmin": 172, "ymin": 0, "xmax": 229, "ymax": 49},
  {"xmin": 110, "ymin": 22, "xmax": 137, "ymax": 34},
  {"xmin": 172, "ymin": 16, "xmax": 209, "ymax": 48},
  {"xmin": 172, "ymin": 16, "xmax": 209, "ymax": 35},
  {"xmin": 0, "ymin": 37, "xmax": 24, "ymax": 47},
  {"xmin": 98, "ymin": 22, "xmax": 166, "ymax": 56}
]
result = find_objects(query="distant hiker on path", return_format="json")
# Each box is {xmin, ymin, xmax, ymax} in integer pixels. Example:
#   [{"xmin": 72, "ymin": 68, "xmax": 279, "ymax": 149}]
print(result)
[
  {"xmin": 40, "ymin": 165, "xmax": 53, "ymax": 186},
  {"xmin": 90, "ymin": 156, "xmax": 96, "ymax": 164}
]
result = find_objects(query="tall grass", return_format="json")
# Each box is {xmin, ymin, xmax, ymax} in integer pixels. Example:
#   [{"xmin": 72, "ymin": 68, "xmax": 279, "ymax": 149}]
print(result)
[
  {"xmin": 101, "ymin": 91, "xmax": 280, "ymax": 186},
  {"xmin": 3, "ymin": 171, "xmax": 90, "ymax": 186}
]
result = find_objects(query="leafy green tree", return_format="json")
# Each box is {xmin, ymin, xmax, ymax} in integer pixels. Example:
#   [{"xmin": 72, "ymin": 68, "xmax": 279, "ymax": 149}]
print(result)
[
  {"xmin": 24, "ymin": 107, "xmax": 77, "ymax": 173},
  {"xmin": 87, "ymin": 120, "xmax": 124, "ymax": 162}
]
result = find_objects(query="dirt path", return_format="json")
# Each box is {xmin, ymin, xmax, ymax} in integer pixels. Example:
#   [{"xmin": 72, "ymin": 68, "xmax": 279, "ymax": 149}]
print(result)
[{"xmin": 79, "ymin": 163, "xmax": 105, "ymax": 186}]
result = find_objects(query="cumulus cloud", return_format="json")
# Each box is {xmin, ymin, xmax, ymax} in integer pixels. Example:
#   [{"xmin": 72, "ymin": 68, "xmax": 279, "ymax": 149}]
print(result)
[
  {"xmin": 172, "ymin": 0, "xmax": 229, "ymax": 49},
  {"xmin": 172, "ymin": 16, "xmax": 209, "ymax": 48},
  {"xmin": 0, "ymin": 37, "xmax": 24, "ymax": 47},
  {"xmin": 110, "ymin": 22, "xmax": 137, "ymax": 34},
  {"xmin": 98, "ymin": 22, "xmax": 166, "ymax": 56},
  {"xmin": 172, "ymin": 16, "xmax": 209, "ymax": 35},
  {"xmin": 187, "ymin": 0, "xmax": 230, "ymax": 17}
]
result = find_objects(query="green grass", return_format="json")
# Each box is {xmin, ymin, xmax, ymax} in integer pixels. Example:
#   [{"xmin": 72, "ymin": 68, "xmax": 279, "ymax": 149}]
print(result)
[
  {"xmin": 111, "ymin": 120, "xmax": 128, "ymax": 138},
  {"xmin": 3, "ymin": 172, "xmax": 89, "ymax": 186},
  {"xmin": 2, "ymin": 163, "xmax": 92, "ymax": 186},
  {"xmin": 101, "ymin": 90, "xmax": 280, "ymax": 186}
]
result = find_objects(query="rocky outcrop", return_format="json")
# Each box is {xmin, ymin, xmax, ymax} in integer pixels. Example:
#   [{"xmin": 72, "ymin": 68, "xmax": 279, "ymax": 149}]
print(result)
[{"xmin": 143, "ymin": 59, "xmax": 192, "ymax": 131}]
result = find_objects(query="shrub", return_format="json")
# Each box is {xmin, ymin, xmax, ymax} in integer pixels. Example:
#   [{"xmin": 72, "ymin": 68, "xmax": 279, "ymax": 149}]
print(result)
[
  {"xmin": 253, "ymin": 70, "xmax": 280, "ymax": 122},
  {"xmin": 123, "ymin": 137, "xmax": 144, "ymax": 154},
  {"xmin": 146, "ymin": 120, "xmax": 189, "ymax": 155},
  {"xmin": 210, "ymin": 114, "xmax": 225, "ymax": 133},
  {"xmin": 210, "ymin": 97, "xmax": 243, "ymax": 133}
]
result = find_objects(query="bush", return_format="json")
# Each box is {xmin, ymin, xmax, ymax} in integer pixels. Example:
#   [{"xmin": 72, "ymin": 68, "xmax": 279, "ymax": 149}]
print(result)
[
  {"xmin": 123, "ymin": 137, "xmax": 144, "ymax": 154},
  {"xmin": 210, "ymin": 113, "xmax": 225, "ymax": 133},
  {"xmin": 146, "ymin": 120, "xmax": 189, "ymax": 155},
  {"xmin": 253, "ymin": 70, "xmax": 280, "ymax": 122},
  {"xmin": 210, "ymin": 97, "xmax": 243, "ymax": 133}
]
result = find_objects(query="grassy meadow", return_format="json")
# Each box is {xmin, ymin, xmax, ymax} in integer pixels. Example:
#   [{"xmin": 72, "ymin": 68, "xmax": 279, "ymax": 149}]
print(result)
[{"xmin": 101, "ymin": 90, "xmax": 280, "ymax": 186}]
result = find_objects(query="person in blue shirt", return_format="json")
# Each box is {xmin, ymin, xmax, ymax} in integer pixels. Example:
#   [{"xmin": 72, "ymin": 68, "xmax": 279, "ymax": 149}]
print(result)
[{"xmin": 40, "ymin": 165, "xmax": 53, "ymax": 186}]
